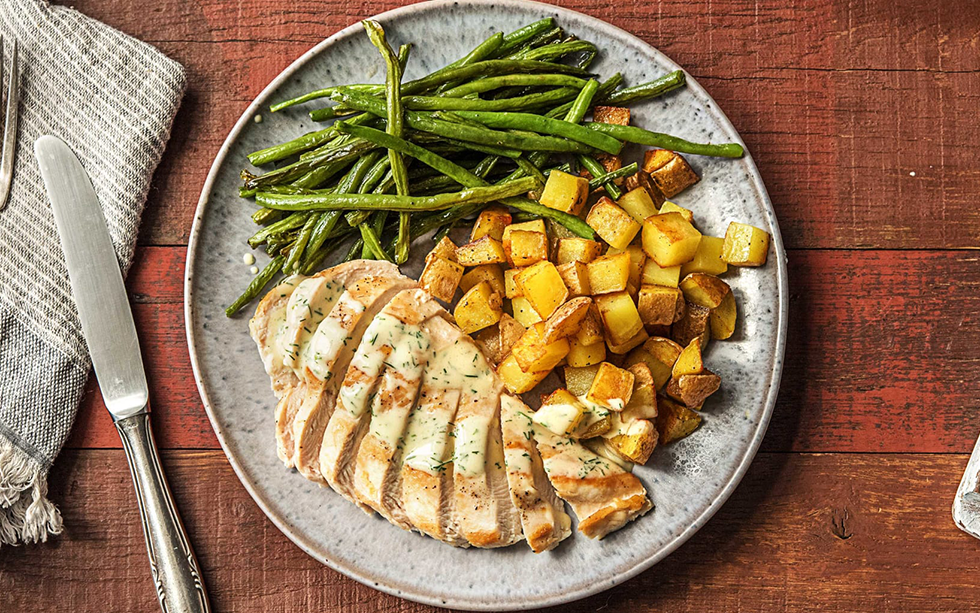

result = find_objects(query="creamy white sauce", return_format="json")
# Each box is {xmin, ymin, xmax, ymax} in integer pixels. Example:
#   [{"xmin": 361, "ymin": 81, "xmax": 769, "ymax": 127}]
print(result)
[
  {"xmin": 367, "ymin": 326, "xmax": 430, "ymax": 447},
  {"xmin": 266, "ymin": 276, "xmax": 300, "ymax": 372},
  {"xmin": 305, "ymin": 291, "xmax": 365, "ymax": 382}
]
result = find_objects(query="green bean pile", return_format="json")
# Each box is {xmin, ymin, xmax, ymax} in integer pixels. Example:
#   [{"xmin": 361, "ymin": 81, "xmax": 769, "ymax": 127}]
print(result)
[{"xmin": 228, "ymin": 17, "xmax": 744, "ymax": 316}]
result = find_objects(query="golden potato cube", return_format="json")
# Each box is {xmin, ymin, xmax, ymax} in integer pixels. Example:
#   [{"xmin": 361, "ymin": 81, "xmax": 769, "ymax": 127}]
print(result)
[
  {"xmin": 511, "ymin": 296, "xmax": 543, "ymax": 327},
  {"xmin": 456, "ymin": 236, "xmax": 507, "ymax": 266},
  {"xmin": 656, "ymin": 397, "xmax": 702, "ymax": 443},
  {"xmin": 672, "ymin": 302, "xmax": 710, "ymax": 347},
  {"xmin": 709, "ymin": 291, "xmax": 737, "ymax": 340},
  {"xmin": 624, "ymin": 171, "xmax": 667, "ymax": 208},
  {"xmin": 620, "ymin": 244, "xmax": 646, "ymax": 293},
  {"xmin": 497, "ymin": 313, "xmax": 525, "ymax": 356},
  {"xmin": 471, "ymin": 206, "xmax": 512, "ymax": 242},
  {"xmin": 429, "ymin": 235, "xmax": 459, "ymax": 262},
  {"xmin": 606, "ymin": 327, "xmax": 649, "ymax": 355},
  {"xmin": 586, "ymin": 197, "xmax": 641, "ymax": 250},
  {"xmin": 680, "ymin": 273, "xmax": 731, "ymax": 310},
  {"xmin": 534, "ymin": 390, "xmax": 587, "ymax": 436},
  {"xmin": 593, "ymin": 106, "xmax": 631, "ymax": 126},
  {"xmin": 642, "ymin": 149, "xmax": 700, "ymax": 198},
  {"xmin": 641, "ymin": 259, "xmax": 681, "ymax": 287},
  {"xmin": 666, "ymin": 370, "xmax": 721, "ymax": 408},
  {"xmin": 680, "ymin": 235, "xmax": 728, "ymax": 276},
  {"xmin": 721, "ymin": 222, "xmax": 770, "ymax": 266},
  {"xmin": 507, "ymin": 230, "xmax": 549, "ymax": 267},
  {"xmin": 502, "ymin": 219, "xmax": 546, "ymax": 259},
  {"xmin": 587, "ymin": 252, "xmax": 631, "ymax": 295},
  {"xmin": 460, "ymin": 264, "xmax": 506, "ymax": 297},
  {"xmin": 617, "ymin": 187, "xmax": 660, "ymax": 224},
  {"xmin": 586, "ymin": 362, "xmax": 635, "ymax": 411},
  {"xmin": 556, "ymin": 261, "xmax": 592, "ymax": 297},
  {"xmin": 646, "ymin": 337, "xmax": 684, "ymax": 389},
  {"xmin": 594, "ymin": 291, "xmax": 644, "ymax": 345},
  {"xmin": 607, "ymin": 419, "xmax": 658, "ymax": 464},
  {"xmin": 504, "ymin": 268, "xmax": 522, "ymax": 298},
  {"xmin": 642, "ymin": 212, "xmax": 702, "ymax": 267},
  {"xmin": 512, "ymin": 322, "xmax": 570, "ymax": 372},
  {"xmin": 566, "ymin": 337, "xmax": 607, "ymax": 367},
  {"xmin": 541, "ymin": 296, "xmax": 592, "ymax": 343},
  {"xmin": 515, "ymin": 261, "xmax": 569, "ymax": 319},
  {"xmin": 623, "ymin": 363, "xmax": 658, "ymax": 421},
  {"xmin": 474, "ymin": 324, "xmax": 505, "ymax": 365},
  {"xmin": 564, "ymin": 364, "xmax": 601, "ymax": 397},
  {"xmin": 539, "ymin": 169, "xmax": 589, "ymax": 215},
  {"xmin": 658, "ymin": 201, "xmax": 694, "ymax": 224},
  {"xmin": 419, "ymin": 255, "xmax": 463, "ymax": 302},
  {"xmin": 556, "ymin": 237, "xmax": 603, "ymax": 265},
  {"xmin": 497, "ymin": 353, "xmax": 549, "ymax": 394},
  {"xmin": 637, "ymin": 285, "xmax": 684, "ymax": 327},
  {"xmin": 672, "ymin": 337, "xmax": 704, "ymax": 378},
  {"xmin": 575, "ymin": 304, "xmax": 604, "ymax": 346},
  {"xmin": 453, "ymin": 281, "xmax": 502, "ymax": 334}
]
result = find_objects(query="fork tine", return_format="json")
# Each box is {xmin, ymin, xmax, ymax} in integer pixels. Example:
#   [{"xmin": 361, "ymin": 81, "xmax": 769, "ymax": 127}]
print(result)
[{"xmin": 0, "ymin": 38, "xmax": 18, "ymax": 212}]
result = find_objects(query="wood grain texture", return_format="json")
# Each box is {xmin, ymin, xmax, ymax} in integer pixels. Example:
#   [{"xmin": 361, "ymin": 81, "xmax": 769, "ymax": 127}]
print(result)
[
  {"xmin": 67, "ymin": 247, "xmax": 980, "ymax": 453},
  {"xmin": 2, "ymin": 450, "xmax": 978, "ymax": 613},
  {"xmin": 54, "ymin": 0, "xmax": 980, "ymax": 249}
]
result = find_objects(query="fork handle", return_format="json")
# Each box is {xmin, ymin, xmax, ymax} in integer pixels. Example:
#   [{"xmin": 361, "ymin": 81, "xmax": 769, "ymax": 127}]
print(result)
[{"xmin": 116, "ymin": 412, "xmax": 211, "ymax": 613}]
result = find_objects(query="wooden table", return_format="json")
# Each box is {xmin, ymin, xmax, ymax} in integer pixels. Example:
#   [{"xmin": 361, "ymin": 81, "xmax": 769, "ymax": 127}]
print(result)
[{"xmin": 2, "ymin": 1, "xmax": 979, "ymax": 611}]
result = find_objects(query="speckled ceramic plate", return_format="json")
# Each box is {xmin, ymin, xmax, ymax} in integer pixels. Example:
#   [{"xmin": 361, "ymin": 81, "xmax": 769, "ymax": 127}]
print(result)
[{"xmin": 185, "ymin": 1, "xmax": 788, "ymax": 609}]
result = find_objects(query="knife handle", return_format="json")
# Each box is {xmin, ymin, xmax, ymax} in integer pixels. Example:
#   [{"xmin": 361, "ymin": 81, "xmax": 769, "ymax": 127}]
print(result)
[{"xmin": 116, "ymin": 413, "xmax": 211, "ymax": 613}]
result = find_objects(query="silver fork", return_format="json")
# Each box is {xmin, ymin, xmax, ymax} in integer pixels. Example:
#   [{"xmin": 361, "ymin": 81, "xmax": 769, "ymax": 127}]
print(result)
[{"xmin": 0, "ymin": 36, "xmax": 19, "ymax": 211}]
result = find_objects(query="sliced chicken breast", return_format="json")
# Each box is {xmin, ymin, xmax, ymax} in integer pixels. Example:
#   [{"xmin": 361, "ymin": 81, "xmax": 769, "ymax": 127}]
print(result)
[
  {"xmin": 533, "ymin": 427, "xmax": 652, "ymax": 539},
  {"xmin": 249, "ymin": 276, "xmax": 302, "ymax": 397},
  {"xmin": 500, "ymin": 395, "xmax": 572, "ymax": 553}
]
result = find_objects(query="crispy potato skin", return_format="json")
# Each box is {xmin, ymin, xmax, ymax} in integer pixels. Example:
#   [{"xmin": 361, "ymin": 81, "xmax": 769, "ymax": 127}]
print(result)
[
  {"xmin": 656, "ymin": 397, "xmax": 702, "ymax": 443},
  {"xmin": 666, "ymin": 370, "xmax": 721, "ymax": 408},
  {"xmin": 672, "ymin": 302, "xmax": 710, "ymax": 347},
  {"xmin": 419, "ymin": 255, "xmax": 463, "ymax": 302},
  {"xmin": 642, "ymin": 149, "xmax": 700, "ymax": 198}
]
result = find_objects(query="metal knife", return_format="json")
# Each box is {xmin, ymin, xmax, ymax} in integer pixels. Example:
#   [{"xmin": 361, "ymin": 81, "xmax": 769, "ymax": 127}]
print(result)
[{"xmin": 35, "ymin": 135, "xmax": 211, "ymax": 613}]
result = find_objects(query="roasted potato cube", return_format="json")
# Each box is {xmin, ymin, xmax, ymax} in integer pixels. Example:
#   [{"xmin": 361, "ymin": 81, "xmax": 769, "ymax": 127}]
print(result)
[
  {"xmin": 429, "ymin": 235, "xmax": 459, "ymax": 262},
  {"xmin": 628, "ymin": 336, "xmax": 683, "ymax": 390},
  {"xmin": 721, "ymin": 222, "xmax": 770, "ymax": 266},
  {"xmin": 453, "ymin": 281, "xmax": 502, "ymax": 334},
  {"xmin": 498, "ymin": 313, "xmax": 525, "ymax": 355},
  {"xmin": 497, "ymin": 353, "xmax": 549, "ymax": 394},
  {"xmin": 586, "ymin": 362, "xmax": 635, "ymax": 411},
  {"xmin": 680, "ymin": 273, "xmax": 731, "ymax": 310},
  {"xmin": 641, "ymin": 259, "xmax": 681, "ymax": 287},
  {"xmin": 642, "ymin": 149, "xmax": 700, "ymax": 197},
  {"xmin": 576, "ymin": 304, "xmax": 604, "ymax": 346},
  {"xmin": 656, "ymin": 397, "xmax": 702, "ymax": 443},
  {"xmin": 557, "ymin": 261, "xmax": 592, "ymax": 297},
  {"xmin": 556, "ymin": 237, "xmax": 604, "ymax": 265},
  {"xmin": 474, "ymin": 324, "xmax": 505, "ymax": 365},
  {"xmin": 541, "ymin": 296, "xmax": 592, "ymax": 343},
  {"xmin": 617, "ymin": 187, "xmax": 660, "ymax": 224},
  {"xmin": 594, "ymin": 291, "xmax": 644, "ymax": 345},
  {"xmin": 620, "ymin": 244, "xmax": 646, "ymax": 292},
  {"xmin": 460, "ymin": 264, "xmax": 506, "ymax": 297},
  {"xmin": 566, "ymin": 337, "xmax": 607, "ymax": 367},
  {"xmin": 672, "ymin": 337, "xmax": 704, "ymax": 378},
  {"xmin": 574, "ymin": 408, "xmax": 612, "ymax": 439},
  {"xmin": 607, "ymin": 419, "xmax": 658, "ymax": 464},
  {"xmin": 564, "ymin": 364, "xmax": 602, "ymax": 397},
  {"xmin": 419, "ymin": 255, "xmax": 463, "ymax": 302},
  {"xmin": 642, "ymin": 212, "xmax": 702, "ymax": 267},
  {"xmin": 624, "ymin": 170, "xmax": 666, "ymax": 207},
  {"xmin": 659, "ymin": 201, "xmax": 694, "ymax": 224},
  {"xmin": 534, "ymin": 389, "xmax": 587, "ymax": 436},
  {"xmin": 508, "ymin": 230, "xmax": 549, "ymax": 267},
  {"xmin": 672, "ymin": 302, "xmax": 710, "ymax": 347},
  {"xmin": 666, "ymin": 370, "xmax": 721, "ymax": 408},
  {"xmin": 593, "ymin": 106, "xmax": 631, "ymax": 126},
  {"xmin": 637, "ymin": 285, "xmax": 685, "ymax": 326},
  {"xmin": 587, "ymin": 252, "xmax": 631, "ymax": 295},
  {"xmin": 623, "ymin": 363, "xmax": 658, "ymax": 421},
  {"xmin": 606, "ymin": 327, "xmax": 649, "ymax": 355},
  {"xmin": 471, "ymin": 206, "xmax": 512, "ymax": 242},
  {"xmin": 513, "ymin": 322, "xmax": 571, "ymax": 372},
  {"xmin": 456, "ymin": 236, "xmax": 507, "ymax": 266},
  {"xmin": 709, "ymin": 291, "xmax": 737, "ymax": 340},
  {"xmin": 539, "ymin": 169, "xmax": 589, "ymax": 215},
  {"xmin": 681, "ymin": 235, "xmax": 728, "ymax": 276},
  {"xmin": 511, "ymin": 296, "xmax": 543, "ymax": 327},
  {"xmin": 504, "ymin": 268, "xmax": 522, "ymax": 298},
  {"xmin": 502, "ymin": 219, "xmax": 546, "ymax": 258},
  {"xmin": 515, "ymin": 261, "xmax": 569, "ymax": 319},
  {"xmin": 586, "ymin": 197, "xmax": 641, "ymax": 250}
]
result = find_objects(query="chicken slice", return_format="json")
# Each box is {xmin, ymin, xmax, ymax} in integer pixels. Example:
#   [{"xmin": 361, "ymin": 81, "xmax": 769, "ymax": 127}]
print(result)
[
  {"xmin": 290, "ymin": 274, "xmax": 415, "ymax": 479},
  {"xmin": 249, "ymin": 275, "xmax": 302, "ymax": 397},
  {"xmin": 351, "ymin": 290, "xmax": 445, "ymax": 526},
  {"xmin": 500, "ymin": 395, "xmax": 572, "ymax": 552},
  {"xmin": 533, "ymin": 427, "xmax": 652, "ymax": 539}
]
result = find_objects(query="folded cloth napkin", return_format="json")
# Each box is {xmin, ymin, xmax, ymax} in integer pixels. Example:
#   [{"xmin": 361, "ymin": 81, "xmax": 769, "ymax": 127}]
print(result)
[{"xmin": 0, "ymin": 1, "xmax": 185, "ymax": 545}]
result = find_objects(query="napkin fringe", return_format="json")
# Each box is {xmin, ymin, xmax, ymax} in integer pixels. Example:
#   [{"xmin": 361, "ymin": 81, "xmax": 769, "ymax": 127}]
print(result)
[{"xmin": 0, "ymin": 436, "xmax": 63, "ymax": 545}]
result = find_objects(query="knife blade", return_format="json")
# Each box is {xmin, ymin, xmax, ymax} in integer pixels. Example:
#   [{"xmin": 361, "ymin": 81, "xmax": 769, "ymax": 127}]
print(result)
[
  {"xmin": 35, "ymin": 134, "xmax": 147, "ymax": 419},
  {"xmin": 36, "ymin": 135, "xmax": 210, "ymax": 613}
]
